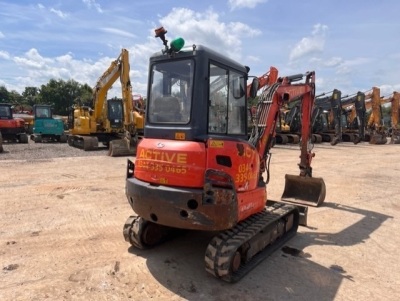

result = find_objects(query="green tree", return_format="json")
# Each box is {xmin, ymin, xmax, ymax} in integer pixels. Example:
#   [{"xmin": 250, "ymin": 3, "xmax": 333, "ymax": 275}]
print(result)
[
  {"xmin": 77, "ymin": 83, "xmax": 93, "ymax": 106},
  {"xmin": 39, "ymin": 79, "xmax": 92, "ymax": 115},
  {"xmin": 22, "ymin": 87, "xmax": 40, "ymax": 106},
  {"xmin": 0, "ymin": 86, "xmax": 10, "ymax": 103},
  {"xmin": 8, "ymin": 90, "xmax": 23, "ymax": 104}
]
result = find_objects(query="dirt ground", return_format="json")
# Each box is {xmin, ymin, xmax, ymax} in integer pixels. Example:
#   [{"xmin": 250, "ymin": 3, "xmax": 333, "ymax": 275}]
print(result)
[{"xmin": 0, "ymin": 141, "xmax": 399, "ymax": 301}]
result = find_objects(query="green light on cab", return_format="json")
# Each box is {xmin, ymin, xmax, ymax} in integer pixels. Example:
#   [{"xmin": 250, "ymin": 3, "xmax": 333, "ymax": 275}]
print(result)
[{"xmin": 170, "ymin": 37, "xmax": 185, "ymax": 52}]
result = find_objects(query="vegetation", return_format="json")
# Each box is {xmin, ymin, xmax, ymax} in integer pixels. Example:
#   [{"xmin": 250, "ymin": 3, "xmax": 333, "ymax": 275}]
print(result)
[{"xmin": 0, "ymin": 79, "xmax": 93, "ymax": 115}]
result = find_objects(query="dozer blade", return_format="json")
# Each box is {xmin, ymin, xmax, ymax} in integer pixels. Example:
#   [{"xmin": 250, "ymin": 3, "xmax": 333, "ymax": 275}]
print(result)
[
  {"xmin": 281, "ymin": 174, "xmax": 326, "ymax": 207},
  {"xmin": 108, "ymin": 139, "xmax": 136, "ymax": 157}
]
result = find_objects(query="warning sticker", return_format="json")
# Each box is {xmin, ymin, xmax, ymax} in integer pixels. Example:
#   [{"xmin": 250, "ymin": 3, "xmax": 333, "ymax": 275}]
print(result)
[{"xmin": 210, "ymin": 140, "xmax": 224, "ymax": 148}]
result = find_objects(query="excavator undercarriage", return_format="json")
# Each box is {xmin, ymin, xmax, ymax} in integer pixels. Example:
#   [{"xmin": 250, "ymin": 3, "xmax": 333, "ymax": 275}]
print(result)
[
  {"xmin": 67, "ymin": 133, "xmax": 136, "ymax": 156},
  {"xmin": 124, "ymin": 202, "xmax": 299, "ymax": 283}
]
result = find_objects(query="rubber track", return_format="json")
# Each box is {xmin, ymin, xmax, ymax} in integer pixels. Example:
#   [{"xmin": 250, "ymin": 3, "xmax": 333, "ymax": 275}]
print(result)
[
  {"xmin": 123, "ymin": 215, "xmax": 182, "ymax": 249},
  {"xmin": 204, "ymin": 203, "xmax": 298, "ymax": 283},
  {"xmin": 123, "ymin": 215, "xmax": 145, "ymax": 249}
]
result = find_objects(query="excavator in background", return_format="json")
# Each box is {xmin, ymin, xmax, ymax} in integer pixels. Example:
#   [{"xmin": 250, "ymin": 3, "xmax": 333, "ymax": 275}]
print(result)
[
  {"xmin": 365, "ymin": 87, "xmax": 387, "ymax": 144},
  {"xmin": 30, "ymin": 104, "xmax": 68, "ymax": 143},
  {"xmin": 13, "ymin": 104, "xmax": 34, "ymax": 134},
  {"xmin": 68, "ymin": 49, "xmax": 138, "ymax": 156},
  {"xmin": 312, "ymin": 89, "xmax": 374, "ymax": 145},
  {"xmin": 132, "ymin": 94, "xmax": 145, "ymax": 138},
  {"xmin": 0, "ymin": 103, "xmax": 29, "ymax": 144},
  {"xmin": 390, "ymin": 91, "xmax": 400, "ymax": 144},
  {"xmin": 123, "ymin": 28, "xmax": 326, "ymax": 283},
  {"xmin": 312, "ymin": 89, "xmax": 345, "ymax": 145},
  {"xmin": 274, "ymin": 100, "xmax": 302, "ymax": 144},
  {"xmin": 341, "ymin": 91, "xmax": 367, "ymax": 143}
]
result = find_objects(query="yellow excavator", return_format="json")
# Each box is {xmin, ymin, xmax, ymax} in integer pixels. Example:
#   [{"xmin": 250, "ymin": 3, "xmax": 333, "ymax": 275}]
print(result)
[
  {"xmin": 68, "ymin": 49, "xmax": 138, "ymax": 156},
  {"xmin": 132, "ymin": 94, "xmax": 145, "ymax": 138}
]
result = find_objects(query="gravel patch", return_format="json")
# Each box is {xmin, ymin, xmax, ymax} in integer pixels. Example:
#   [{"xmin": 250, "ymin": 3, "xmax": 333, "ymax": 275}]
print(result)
[{"xmin": 0, "ymin": 139, "xmax": 109, "ymax": 161}]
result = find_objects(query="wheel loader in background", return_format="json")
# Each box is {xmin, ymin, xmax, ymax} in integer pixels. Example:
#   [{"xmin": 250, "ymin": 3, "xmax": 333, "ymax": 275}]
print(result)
[
  {"xmin": 30, "ymin": 104, "xmax": 68, "ymax": 143},
  {"xmin": 67, "ymin": 48, "xmax": 138, "ymax": 156},
  {"xmin": 0, "ymin": 103, "xmax": 29, "ymax": 144},
  {"xmin": 123, "ymin": 28, "xmax": 326, "ymax": 283}
]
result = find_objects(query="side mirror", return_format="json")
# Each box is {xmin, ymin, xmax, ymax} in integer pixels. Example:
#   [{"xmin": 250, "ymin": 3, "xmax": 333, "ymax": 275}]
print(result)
[
  {"xmin": 249, "ymin": 78, "xmax": 260, "ymax": 98},
  {"xmin": 232, "ymin": 77, "xmax": 245, "ymax": 99}
]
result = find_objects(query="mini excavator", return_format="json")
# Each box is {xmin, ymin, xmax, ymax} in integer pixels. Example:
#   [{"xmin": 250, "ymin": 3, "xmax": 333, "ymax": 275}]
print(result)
[{"xmin": 123, "ymin": 28, "xmax": 326, "ymax": 282}]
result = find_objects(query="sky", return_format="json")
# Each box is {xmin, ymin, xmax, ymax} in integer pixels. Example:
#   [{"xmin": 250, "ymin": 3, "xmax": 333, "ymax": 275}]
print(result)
[{"xmin": 1, "ymin": 0, "xmax": 400, "ymax": 100}]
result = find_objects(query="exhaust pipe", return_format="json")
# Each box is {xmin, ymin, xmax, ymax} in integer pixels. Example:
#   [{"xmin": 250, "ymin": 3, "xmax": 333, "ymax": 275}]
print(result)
[{"xmin": 281, "ymin": 174, "xmax": 326, "ymax": 207}]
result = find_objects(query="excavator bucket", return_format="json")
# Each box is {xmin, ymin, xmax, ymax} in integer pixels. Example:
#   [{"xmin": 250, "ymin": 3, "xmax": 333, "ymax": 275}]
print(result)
[
  {"xmin": 108, "ymin": 139, "xmax": 137, "ymax": 157},
  {"xmin": 281, "ymin": 174, "xmax": 326, "ymax": 207}
]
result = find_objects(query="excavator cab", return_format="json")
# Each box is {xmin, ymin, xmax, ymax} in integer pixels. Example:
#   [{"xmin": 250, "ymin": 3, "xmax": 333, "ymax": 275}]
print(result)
[
  {"xmin": 145, "ymin": 46, "xmax": 247, "ymax": 140},
  {"xmin": 0, "ymin": 104, "xmax": 13, "ymax": 119},
  {"xmin": 107, "ymin": 98, "xmax": 124, "ymax": 128}
]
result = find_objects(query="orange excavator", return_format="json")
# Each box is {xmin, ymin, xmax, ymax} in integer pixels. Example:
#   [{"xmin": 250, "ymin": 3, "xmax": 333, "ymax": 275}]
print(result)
[
  {"xmin": 123, "ymin": 28, "xmax": 326, "ymax": 282},
  {"xmin": 0, "ymin": 103, "xmax": 29, "ymax": 144},
  {"xmin": 365, "ymin": 87, "xmax": 387, "ymax": 144},
  {"xmin": 390, "ymin": 91, "xmax": 400, "ymax": 144},
  {"xmin": 247, "ymin": 71, "xmax": 303, "ymax": 146}
]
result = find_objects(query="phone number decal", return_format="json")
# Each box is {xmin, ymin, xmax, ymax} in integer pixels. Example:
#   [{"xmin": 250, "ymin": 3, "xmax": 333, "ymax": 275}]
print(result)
[{"xmin": 137, "ymin": 160, "xmax": 187, "ymax": 174}]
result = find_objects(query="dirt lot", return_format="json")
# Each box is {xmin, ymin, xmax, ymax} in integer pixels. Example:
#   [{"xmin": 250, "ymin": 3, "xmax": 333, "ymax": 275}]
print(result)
[{"xmin": 0, "ymin": 141, "xmax": 399, "ymax": 301}]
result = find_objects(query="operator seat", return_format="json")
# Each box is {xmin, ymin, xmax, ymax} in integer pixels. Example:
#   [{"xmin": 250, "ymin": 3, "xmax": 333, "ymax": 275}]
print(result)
[{"xmin": 153, "ymin": 96, "xmax": 181, "ymax": 122}]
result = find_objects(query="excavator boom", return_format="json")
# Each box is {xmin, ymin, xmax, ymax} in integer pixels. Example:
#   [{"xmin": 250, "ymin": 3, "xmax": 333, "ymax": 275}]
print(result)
[
  {"xmin": 366, "ymin": 87, "xmax": 387, "ymax": 144},
  {"xmin": 249, "ymin": 72, "xmax": 325, "ymax": 206}
]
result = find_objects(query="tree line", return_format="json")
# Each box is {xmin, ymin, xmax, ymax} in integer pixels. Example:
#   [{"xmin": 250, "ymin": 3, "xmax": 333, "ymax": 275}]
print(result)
[
  {"xmin": 0, "ymin": 79, "xmax": 93, "ymax": 115},
  {"xmin": 0, "ymin": 79, "xmax": 392, "ymax": 124}
]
